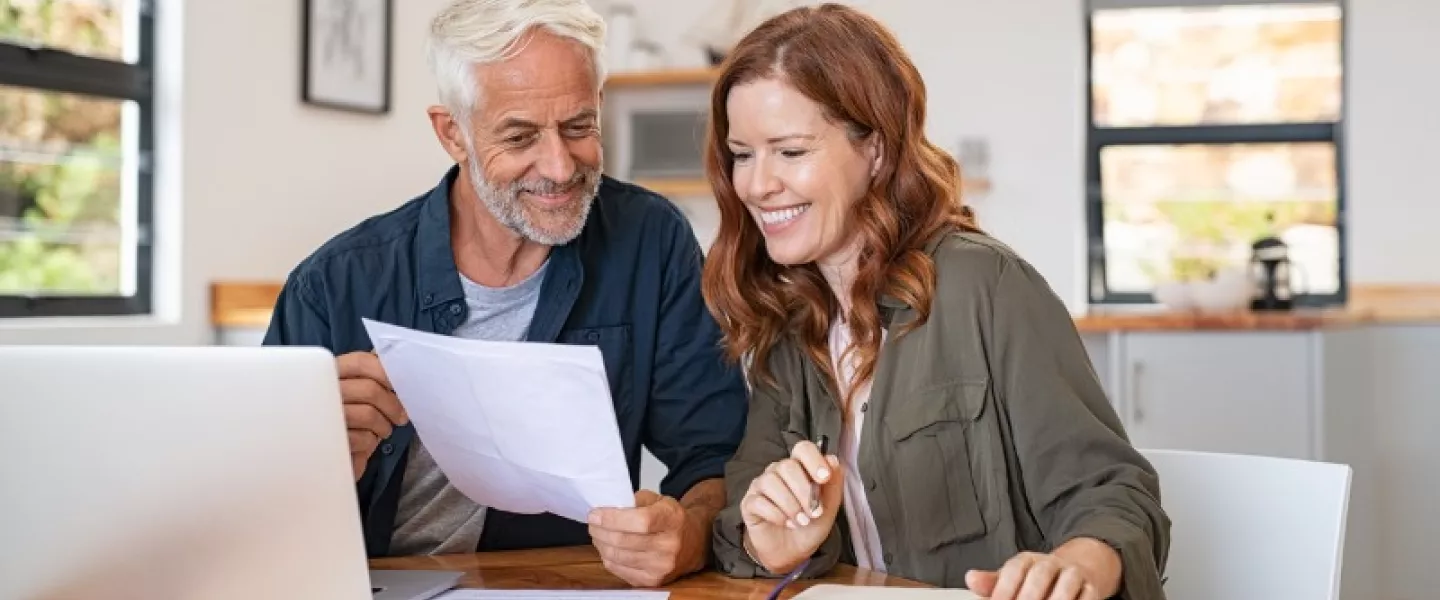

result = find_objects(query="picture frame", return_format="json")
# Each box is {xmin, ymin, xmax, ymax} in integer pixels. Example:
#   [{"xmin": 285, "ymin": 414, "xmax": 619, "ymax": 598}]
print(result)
[{"xmin": 302, "ymin": 0, "xmax": 393, "ymax": 114}]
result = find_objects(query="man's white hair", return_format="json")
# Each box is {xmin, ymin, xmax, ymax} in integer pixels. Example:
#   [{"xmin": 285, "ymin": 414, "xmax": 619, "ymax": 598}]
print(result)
[{"xmin": 426, "ymin": 0, "xmax": 607, "ymax": 124}]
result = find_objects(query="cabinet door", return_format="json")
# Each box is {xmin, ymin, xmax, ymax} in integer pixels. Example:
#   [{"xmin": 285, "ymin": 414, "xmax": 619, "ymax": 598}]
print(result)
[{"xmin": 1120, "ymin": 332, "xmax": 1314, "ymax": 460}]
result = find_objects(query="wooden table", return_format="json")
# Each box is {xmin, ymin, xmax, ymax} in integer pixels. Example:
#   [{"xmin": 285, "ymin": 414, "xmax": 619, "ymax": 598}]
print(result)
[{"xmin": 371, "ymin": 546, "xmax": 929, "ymax": 599}]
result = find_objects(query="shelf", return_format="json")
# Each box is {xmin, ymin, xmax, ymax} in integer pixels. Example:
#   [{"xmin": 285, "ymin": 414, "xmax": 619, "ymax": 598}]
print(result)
[
  {"xmin": 631, "ymin": 176, "xmax": 991, "ymax": 200},
  {"xmin": 604, "ymin": 67, "xmax": 718, "ymax": 88},
  {"xmin": 634, "ymin": 177, "xmax": 713, "ymax": 198},
  {"xmin": 211, "ymin": 282, "xmax": 282, "ymax": 327}
]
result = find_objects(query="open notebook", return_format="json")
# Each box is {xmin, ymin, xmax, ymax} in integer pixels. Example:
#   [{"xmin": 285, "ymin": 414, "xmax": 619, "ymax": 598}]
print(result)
[{"xmin": 792, "ymin": 585, "xmax": 980, "ymax": 599}]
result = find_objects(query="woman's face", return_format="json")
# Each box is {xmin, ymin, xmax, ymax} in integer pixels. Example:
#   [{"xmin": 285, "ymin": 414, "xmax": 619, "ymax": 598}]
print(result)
[{"xmin": 725, "ymin": 77, "xmax": 878, "ymax": 267}]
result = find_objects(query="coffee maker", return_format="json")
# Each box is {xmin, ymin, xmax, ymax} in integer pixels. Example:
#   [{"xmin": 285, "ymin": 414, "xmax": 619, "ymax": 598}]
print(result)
[{"xmin": 1249, "ymin": 226, "xmax": 1294, "ymax": 311}]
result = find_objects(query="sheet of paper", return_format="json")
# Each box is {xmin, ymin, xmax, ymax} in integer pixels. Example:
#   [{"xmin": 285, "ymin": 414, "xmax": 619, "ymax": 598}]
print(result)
[
  {"xmin": 791, "ymin": 585, "xmax": 978, "ymax": 599},
  {"xmin": 361, "ymin": 318, "xmax": 635, "ymax": 523},
  {"xmin": 434, "ymin": 591, "xmax": 669, "ymax": 600}
]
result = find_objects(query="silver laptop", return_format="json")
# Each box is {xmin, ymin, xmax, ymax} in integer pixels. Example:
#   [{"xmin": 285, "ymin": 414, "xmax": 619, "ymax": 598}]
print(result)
[{"xmin": 0, "ymin": 345, "xmax": 461, "ymax": 600}]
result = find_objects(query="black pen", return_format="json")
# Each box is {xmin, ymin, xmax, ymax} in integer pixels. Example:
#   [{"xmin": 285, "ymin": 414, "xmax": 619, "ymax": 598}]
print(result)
[{"xmin": 810, "ymin": 434, "xmax": 829, "ymax": 514}]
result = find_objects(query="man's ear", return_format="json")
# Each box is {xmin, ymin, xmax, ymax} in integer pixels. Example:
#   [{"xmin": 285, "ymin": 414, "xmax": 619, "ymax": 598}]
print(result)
[{"xmin": 427, "ymin": 105, "xmax": 469, "ymax": 164}]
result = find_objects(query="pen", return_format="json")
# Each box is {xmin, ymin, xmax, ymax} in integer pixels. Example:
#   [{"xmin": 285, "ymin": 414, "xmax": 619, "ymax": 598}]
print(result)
[
  {"xmin": 764, "ymin": 434, "xmax": 830, "ymax": 600},
  {"xmin": 810, "ymin": 434, "xmax": 829, "ymax": 514}
]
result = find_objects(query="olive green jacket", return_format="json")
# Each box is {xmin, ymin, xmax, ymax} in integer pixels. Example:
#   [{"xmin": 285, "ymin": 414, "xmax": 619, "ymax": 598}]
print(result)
[{"xmin": 711, "ymin": 231, "xmax": 1170, "ymax": 599}]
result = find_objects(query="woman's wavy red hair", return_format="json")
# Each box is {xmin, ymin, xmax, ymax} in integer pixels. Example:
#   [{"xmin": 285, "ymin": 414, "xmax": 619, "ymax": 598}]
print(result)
[{"xmin": 700, "ymin": 3, "xmax": 982, "ymax": 401}]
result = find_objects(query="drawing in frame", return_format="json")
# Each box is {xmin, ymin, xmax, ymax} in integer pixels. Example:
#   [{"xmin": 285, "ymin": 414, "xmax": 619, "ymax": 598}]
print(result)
[{"xmin": 302, "ymin": 0, "xmax": 393, "ymax": 114}]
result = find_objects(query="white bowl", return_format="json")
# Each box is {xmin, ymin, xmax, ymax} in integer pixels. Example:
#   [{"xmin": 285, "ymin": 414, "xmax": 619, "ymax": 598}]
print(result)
[{"xmin": 1154, "ymin": 281, "xmax": 1196, "ymax": 311}]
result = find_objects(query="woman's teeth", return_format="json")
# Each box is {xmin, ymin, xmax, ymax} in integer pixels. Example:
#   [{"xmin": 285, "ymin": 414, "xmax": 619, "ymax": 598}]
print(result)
[{"xmin": 760, "ymin": 204, "xmax": 809, "ymax": 225}]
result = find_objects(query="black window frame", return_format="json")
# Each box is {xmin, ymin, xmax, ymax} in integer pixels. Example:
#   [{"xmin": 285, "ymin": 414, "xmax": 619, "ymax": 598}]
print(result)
[
  {"xmin": 0, "ymin": 1, "xmax": 156, "ymax": 318},
  {"xmin": 1084, "ymin": 0, "xmax": 1349, "ymax": 307}
]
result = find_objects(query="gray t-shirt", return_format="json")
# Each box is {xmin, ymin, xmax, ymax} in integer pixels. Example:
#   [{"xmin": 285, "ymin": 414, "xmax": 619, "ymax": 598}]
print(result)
[{"xmin": 389, "ymin": 260, "xmax": 548, "ymax": 555}]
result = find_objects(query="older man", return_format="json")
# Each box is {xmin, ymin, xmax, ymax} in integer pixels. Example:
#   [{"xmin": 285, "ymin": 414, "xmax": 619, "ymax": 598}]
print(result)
[{"xmin": 263, "ymin": 0, "xmax": 746, "ymax": 587}]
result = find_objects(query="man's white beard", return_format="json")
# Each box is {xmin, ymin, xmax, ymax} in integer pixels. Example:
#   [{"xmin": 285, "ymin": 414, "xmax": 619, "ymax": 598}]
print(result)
[{"xmin": 463, "ymin": 150, "xmax": 602, "ymax": 246}]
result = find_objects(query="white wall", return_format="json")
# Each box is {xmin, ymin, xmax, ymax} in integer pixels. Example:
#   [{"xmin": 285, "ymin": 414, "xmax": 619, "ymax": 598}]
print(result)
[{"xmin": 1345, "ymin": 0, "xmax": 1440, "ymax": 284}]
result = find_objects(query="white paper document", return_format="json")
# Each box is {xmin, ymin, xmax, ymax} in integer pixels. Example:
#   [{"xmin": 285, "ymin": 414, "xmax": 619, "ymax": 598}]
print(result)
[
  {"xmin": 792, "ymin": 585, "xmax": 978, "ymax": 599},
  {"xmin": 362, "ymin": 318, "xmax": 635, "ymax": 523},
  {"xmin": 434, "ymin": 591, "xmax": 668, "ymax": 600}
]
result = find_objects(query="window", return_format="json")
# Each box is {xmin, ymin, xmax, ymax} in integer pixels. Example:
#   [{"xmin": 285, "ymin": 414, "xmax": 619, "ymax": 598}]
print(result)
[
  {"xmin": 1085, "ymin": 1, "xmax": 1345, "ymax": 305},
  {"xmin": 0, "ymin": 0, "xmax": 154, "ymax": 317}
]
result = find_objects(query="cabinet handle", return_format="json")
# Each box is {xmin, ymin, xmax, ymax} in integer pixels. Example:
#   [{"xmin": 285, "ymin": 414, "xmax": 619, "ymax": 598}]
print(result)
[{"xmin": 1130, "ymin": 361, "xmax": 1145, "ymax": 423}]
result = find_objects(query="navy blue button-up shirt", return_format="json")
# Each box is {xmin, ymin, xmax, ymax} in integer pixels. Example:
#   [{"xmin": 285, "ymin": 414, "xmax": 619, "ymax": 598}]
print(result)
[{"xmin": 262, "ymin": 166, "xmax": 747, "ymax": 557}]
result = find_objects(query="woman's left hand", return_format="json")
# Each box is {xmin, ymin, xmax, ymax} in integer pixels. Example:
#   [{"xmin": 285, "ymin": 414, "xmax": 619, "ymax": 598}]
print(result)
[{"xmin": 964, "ymin": 537, "xmax": 1122, "ymax": 600}]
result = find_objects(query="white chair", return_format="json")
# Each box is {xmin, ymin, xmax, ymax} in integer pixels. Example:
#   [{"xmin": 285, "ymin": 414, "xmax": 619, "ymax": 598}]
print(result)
[{"xmin": 1141, "ymin": 449, "xmax": 1353, "ymax": 600}]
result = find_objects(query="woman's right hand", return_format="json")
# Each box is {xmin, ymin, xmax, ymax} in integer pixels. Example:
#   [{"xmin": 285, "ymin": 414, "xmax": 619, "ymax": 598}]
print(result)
[{"xmin": 740, "ymin": 440, "xmax": 844, "ymax": 574}]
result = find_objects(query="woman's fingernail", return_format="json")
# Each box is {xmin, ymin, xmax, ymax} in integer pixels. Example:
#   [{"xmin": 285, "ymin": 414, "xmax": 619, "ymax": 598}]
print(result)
[
  {"xmin": 811, "ymin": 506, "xmax": 824, "ymax": 518},
  {"xmin": 786, "ymin": 520, "xmax": 797, "ymax": 529},
  {"xmin": 796, "ymin": 513, "xmax": 811, "ymax": 527},
  {"xmin": 817, "ymin": 468, "xmax": 830, "ymax": 481}
]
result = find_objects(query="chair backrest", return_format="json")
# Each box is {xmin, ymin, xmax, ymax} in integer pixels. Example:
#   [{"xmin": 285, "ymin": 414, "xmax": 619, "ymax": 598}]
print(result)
[{"xmin": 1142, "ymin": 449, "xmax": 1353, "ymax": 600}]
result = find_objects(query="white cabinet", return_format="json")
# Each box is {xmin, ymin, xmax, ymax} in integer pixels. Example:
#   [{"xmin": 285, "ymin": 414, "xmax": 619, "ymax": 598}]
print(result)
[{"xmin": 1115, "ymin": 332, "xmax": 1316, "ymax": 460}]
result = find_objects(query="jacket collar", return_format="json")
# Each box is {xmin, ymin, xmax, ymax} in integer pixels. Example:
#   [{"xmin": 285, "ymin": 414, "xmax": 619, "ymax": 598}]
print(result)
[
  {"xmin": 415, "ymin": 165, "xmax": 466, "ymax": 312},
  {"xmin": 878, "ymin": 226, "xmax": 956, "ymax": 324}
]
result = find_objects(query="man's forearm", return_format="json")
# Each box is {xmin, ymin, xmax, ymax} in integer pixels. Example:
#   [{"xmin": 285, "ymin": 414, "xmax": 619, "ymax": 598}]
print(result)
[{"xmin": 676, "ymin": 478, "xmax": 726, "ymax": 575}]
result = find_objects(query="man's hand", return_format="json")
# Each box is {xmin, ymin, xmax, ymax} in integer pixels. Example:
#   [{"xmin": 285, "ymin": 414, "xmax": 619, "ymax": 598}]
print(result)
[
  {"xmin": 588, "ymin": 480, "xmax": 723, "ymax": 588},
  {"xmin": 965, "ymin": 537, "xmax": 1122, "ymax": 600},
  {"xmin": 336, "ymin": 351, "xmax": 409, "ymax": 481}
]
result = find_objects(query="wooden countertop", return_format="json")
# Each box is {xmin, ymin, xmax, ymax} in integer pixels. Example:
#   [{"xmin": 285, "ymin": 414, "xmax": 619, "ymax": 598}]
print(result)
[
  {"xmin": 213, "ymin": 281, "xmax": 1440, "ymax": 332},
  {"xmin": 369, "ymin": 545, "xmax": 926, "ymax": 598},
  {"xmin": 1073, "ymin": 284, "xmax": 1440, "ymax": 332}
]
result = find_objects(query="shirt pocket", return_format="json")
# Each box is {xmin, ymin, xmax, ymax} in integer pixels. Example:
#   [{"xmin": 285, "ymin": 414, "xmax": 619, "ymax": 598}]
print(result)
[
  {"xmin": 884, "ymin": 378, "xmax": 989, "ymax": 551},
  {"xmin": 557, "ymin": 325, "xmax": 633, "ymax": 420}
]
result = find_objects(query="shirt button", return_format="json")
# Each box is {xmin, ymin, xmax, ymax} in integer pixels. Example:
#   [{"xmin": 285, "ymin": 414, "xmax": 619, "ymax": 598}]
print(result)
[
  {"xmin": 866, "ymin": 478, "xmax": 876, "ymax": 491},
  {"xmin": 861, "ymin": 402, "xmax": 869, "ymax": 413},
  {"xmin": 449, "ymin": 304, "xmax": 462, "ymax": 315},
  {"xmin": 424, "ymin": 293, "xmax": 434, "ymax": 304},
  {"xmin": 380, "ymin": 443, "xmax": 394, "ymax": 455},
  {"xmin": 586, "ymin": 331, "xmax": 600, "ymax": 342},
  {"xmin": 883, "ymin": 552, "xmax": 893, "ymax": 564}
]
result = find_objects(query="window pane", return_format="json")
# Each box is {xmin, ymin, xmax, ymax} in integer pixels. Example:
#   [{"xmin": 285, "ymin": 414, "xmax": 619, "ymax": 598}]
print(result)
[
  {"xmin": 0, "ymin": 84, "xmax": 135, "ymax": 296},
  {"xmin": 1100, "ymin": 142, "xmax": 1339, "ymax": 296},
  {"xmin": 0, "ymin": 0, "xmax": 134, "ymax": 62},
  {"xmin": 1092, "ymin": 3, "xmax": 1342, "ymax": 127}
]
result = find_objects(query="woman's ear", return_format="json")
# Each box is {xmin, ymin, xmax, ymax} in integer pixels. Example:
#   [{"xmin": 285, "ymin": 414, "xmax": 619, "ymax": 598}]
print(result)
[{"xmin": 866, "ymin": 134, "xmax": 884, "ymax": 178}]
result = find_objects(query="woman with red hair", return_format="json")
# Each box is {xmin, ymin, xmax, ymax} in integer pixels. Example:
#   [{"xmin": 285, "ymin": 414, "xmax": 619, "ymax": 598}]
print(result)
[{"xmin": 702, "ymin": 5, "xmax": 1169, "ymax": 600}]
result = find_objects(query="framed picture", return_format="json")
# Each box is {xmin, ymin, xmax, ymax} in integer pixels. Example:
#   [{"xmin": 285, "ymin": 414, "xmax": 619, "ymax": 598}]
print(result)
[{"xmin": 302, "ymin": 0, "xmax": 393, "ymax": 114}]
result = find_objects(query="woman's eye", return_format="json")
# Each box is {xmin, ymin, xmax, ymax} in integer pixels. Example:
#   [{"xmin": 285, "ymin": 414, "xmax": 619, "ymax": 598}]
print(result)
[{"xmin": 781, "ymin": 149, "xmax": 808, "ymax": 159}]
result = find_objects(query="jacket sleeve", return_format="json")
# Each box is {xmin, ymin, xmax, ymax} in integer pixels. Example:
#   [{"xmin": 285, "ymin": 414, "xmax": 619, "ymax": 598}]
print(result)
[
  {"xmin": 989, "ymin": 257, "xmax": 1170, "ymax": 600},
  {"xmin": 261, "ymin": 270, "xmax": 383, "ymax": 498},
  {"xmin": 261, "ymin": 269, "xmax": 331, "ymax": 349},
  {"xmin": 711, "ymin": 348, "xmax": 844, "ymax": 579},
  {"xmin": 644, "ymin": 207, "xmax": 749, "ymax": 500}
]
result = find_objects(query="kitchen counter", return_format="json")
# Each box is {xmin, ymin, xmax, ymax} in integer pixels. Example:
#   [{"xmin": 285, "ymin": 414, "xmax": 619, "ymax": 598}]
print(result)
[
  {"xmin": 1073, "ymin": 284, "xmax": 1440, "ymax": 332},
  {"xmin": 211, "ymin": 282, "xmax": 1440, "ymax": 332}
]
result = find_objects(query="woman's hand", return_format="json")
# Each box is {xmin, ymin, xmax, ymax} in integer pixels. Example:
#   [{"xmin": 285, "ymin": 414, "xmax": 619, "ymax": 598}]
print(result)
[
  {"xmin": 739, "ymin": 440, "xmax": 844, "ymax": 574},
  {"xmin": 964, "ymin": 537, "xmax": 1122, "ymax": 600}
]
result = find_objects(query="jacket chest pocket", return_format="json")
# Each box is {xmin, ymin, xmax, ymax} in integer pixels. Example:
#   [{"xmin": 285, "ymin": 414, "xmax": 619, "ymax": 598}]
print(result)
[
  {"xmin": 883, "ymin": 379, "xmax": 989, "ymax": 551},
  {"xmin": 558, "ymin": 325, "xmax": 633, "ymax": 421}
]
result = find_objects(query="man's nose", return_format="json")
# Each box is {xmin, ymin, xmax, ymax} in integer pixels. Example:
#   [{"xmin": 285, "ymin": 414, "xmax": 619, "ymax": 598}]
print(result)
[{"xmin": 534, "ymin": 130, "xmax": 577, "ymax": 184}]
